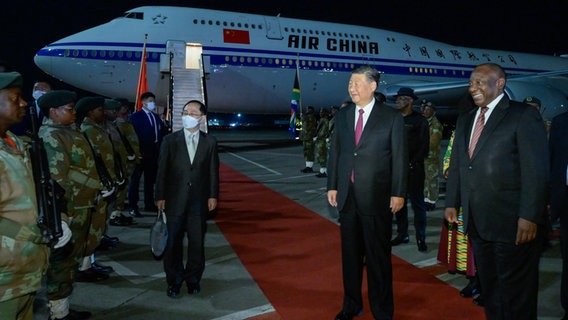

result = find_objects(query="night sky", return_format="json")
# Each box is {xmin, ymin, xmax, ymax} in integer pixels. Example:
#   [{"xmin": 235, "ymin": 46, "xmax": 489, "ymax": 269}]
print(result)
[{"xmin": 4, "ymin": 0, "xmax": 567, "ymax": 97}]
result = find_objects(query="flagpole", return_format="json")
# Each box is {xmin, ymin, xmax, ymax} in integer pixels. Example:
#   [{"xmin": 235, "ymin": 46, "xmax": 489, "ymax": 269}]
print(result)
[{"xmin": 135, "ymin": 34, "xmax": 148, "ymax": 111}]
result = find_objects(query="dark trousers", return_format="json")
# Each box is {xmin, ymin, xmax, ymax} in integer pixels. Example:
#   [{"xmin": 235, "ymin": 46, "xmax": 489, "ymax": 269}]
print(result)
[
  {"xmin": 163, "ymin": 214, "xmax": 207, "ymax": 287},
  {"xmin": 128, "ymin": 154, "xmax": 158, "ymax": 210},
  {"xmin": 558, "ymin": 185, "xmax": 568, "ymax": 314},
  {"xmin": 469, "ymin": 224, "xmax": 542, "ymax": 320},
  {"xmin": 394, "ymin": 165, "xmax": 427, "ymax": 240},
  {"xmin": 340, "ymin": 186, "xmax": 394, "ymax": 320}
]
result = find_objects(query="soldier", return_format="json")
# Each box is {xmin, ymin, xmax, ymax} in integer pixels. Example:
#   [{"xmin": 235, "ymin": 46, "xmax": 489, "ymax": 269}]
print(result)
[
  {"xmin": 300, "ymin": 106, "xmax": 317, "ymax": 173},
  {"xmin": 421, "ymin": 100, "xmax": 443, "ymax": 210},
  {"xmin": 0, "ymin": 72, "xmax": 50, "ymax": 319},
  {"xmin": 314, "ymin": 108, "xmax": 330, "ymax": 178},
  {"xmin": 76, "ymin": 97, "xmax": 118, "ymax": 277},
  {"xmin": 38, "ymin": 90, "xmax": 102, "ymax": 319},
  {"xmin": 102, "ymin": 99, "xmax": 135, "ymax": 226}
]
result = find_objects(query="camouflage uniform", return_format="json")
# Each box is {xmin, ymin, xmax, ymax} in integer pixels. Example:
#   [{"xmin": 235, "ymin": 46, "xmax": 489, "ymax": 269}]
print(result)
[
  {"xmin": 102, "ymin": 119, "xmax": 128, "ymax": 214},
  {"xmin": 81, "ymin": 117, "xmax": 117, "ymax": 256},
  {"xmin": 300, "ymin": 109, "xmax": 316, "ymax": 165},
  {"xmin": 423, "ymin": 115, "xmax": 443, "ymax": 204},
  {"xmin": 39, "ymin": 119, "xmax": 101, "ymax": 301},
  {"xmin": 0, "ymin": 132, "xmax": 49, "ymax": 312},
  {"xmin": 113, "ymin": 118, "xmax": 141, "ymax": 211},
  {"xmin": 315, "ymin": 112, "xmax": 330, "ymax": 170}
]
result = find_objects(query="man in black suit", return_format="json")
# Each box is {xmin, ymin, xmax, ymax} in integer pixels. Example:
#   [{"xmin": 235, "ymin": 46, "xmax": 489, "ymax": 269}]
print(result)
[
  {"xmin": 327, "ymin": 65, "xmax": 407, "ymax": 320},
  {"xmin": 128, "ymin": 91, "xmax": 164, "ymax": 216},
  {"xmin": 445, "ymin": 63, "xmax": 549, "ymax": 320},
  {"xmin": 549, "ymin": 111, "xmax": 568, "ymax": 320},
  {"xmin": 155, "ymin": 100, "xmax": 219, "ymax": 298}
]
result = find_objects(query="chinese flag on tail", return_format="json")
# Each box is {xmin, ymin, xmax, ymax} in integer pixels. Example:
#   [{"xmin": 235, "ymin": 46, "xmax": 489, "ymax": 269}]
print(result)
[
  {"xmin": 135, "ymin": 35, "xmax": 148, "ymax": 111},
  {"xmin": 290, "ymin": 69, "xmax": 301, "ymax": 136},
  {"xmin": 223, "ymin": 28, "xmax": 250, "ymax": 44}
]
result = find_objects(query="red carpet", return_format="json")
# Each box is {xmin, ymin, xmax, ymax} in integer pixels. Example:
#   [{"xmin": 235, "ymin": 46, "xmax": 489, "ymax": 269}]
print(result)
[{"xmin": 215, "ymin": 164, "xmax": 485, "ymax": 319}]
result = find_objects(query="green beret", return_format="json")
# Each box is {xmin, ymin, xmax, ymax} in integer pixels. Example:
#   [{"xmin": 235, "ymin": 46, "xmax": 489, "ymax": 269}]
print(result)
[
  {"xmin": 37, "ymin": 90, "xmax": 77, "ymax": 115},
  {"xmin": 0, "ymin": 72, "xmax": 23, "ymax": 90},
  {"xmin": 75, "ymin": 96, "xmax": 104, "ymax": 115},
  {"xmin": 113, "ymin": 98, "xmax": 129, "ymax": 106},
  {"xmin": 104, "ymin": 99, "xmax": 121, "ymax": 110}
]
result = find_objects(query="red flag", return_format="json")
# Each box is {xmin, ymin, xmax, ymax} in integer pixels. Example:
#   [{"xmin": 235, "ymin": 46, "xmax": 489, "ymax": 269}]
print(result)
[
  {"xmin": 135, "ymin": 35, "xmax": 148, "ymax": 111},
  {"xmin": 223, "ymin": 28, "xmax": 250, "ymax": 44}
]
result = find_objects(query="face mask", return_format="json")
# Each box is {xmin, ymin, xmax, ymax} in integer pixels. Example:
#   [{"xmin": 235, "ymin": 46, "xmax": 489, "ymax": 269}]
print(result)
[
  {"xmin": 146, "ymin": 101, "xmax": 156, "ymax": 111},
  {"xmin": 32, "ymin": 90, "xmax": 46, "ymax": 100},
  {"xmin": 181, "ymin": 115, "xmax": 200, "ymax": 129}
]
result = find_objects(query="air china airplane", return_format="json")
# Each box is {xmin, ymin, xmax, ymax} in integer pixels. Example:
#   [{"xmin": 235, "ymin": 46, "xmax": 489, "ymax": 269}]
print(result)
[{"xmin": 34, "ymin": 6, "xmax": 568, "ymax": 128}]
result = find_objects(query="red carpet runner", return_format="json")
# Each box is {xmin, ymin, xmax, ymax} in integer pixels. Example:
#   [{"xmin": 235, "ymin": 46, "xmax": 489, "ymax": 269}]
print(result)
[{"xmin": 215, "ymin": 164, "xmax": 485, "ymax": 319}]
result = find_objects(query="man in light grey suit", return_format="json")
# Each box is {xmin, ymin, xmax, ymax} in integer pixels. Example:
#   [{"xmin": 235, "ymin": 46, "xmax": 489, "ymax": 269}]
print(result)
[
  {"xmin": 155, "ymin": 100, "xmax": 219, "ymax": 298},
  {"xmin": 445, "ymin": 63, "xmax": 549, "ymax": 320},
  {"xmin": 327, "ymin": 65, "xmax": 408, "ymax": 320}
]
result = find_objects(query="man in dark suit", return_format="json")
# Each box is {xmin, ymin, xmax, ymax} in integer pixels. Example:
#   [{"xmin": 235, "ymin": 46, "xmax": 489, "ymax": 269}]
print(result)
[
  {"xmin": 155, "ymin": 100, "xmax": 219, "ymax": 298},
  {"xmin": 128, "ymin": 91, "xmax": 164, "ymax": 216},
  {"xmin": 549, "ymin": 111, "xmax": 568, "ymax": 320},
  {"xmin": 445, "ymin": 63, "xmax": 549, "ymax": 320},
  {"xmin": 327, "ymin": 65, "xmax": 407, "ymax": 320},
  {"xmin": 9, "ymin": 79, "xmax": 51, "ymax": 136}
]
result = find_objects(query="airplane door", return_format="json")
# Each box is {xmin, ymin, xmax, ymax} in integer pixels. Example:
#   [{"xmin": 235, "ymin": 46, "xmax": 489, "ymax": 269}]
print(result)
[{"xmin": 264, "ymin": 16, "xmax": 283, "ymax": 40}]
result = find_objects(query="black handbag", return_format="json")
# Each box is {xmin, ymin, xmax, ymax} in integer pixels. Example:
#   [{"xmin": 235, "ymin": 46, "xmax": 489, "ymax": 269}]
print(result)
[{"xmin": 150, "ymin": 208, "xmax": 168, "ymax": 259}]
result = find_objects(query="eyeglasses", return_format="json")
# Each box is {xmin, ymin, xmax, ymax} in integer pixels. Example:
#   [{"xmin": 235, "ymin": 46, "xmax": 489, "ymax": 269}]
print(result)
[{"xmin": 181, "ymin": 111, "xmax": 202, "ymax": 117}]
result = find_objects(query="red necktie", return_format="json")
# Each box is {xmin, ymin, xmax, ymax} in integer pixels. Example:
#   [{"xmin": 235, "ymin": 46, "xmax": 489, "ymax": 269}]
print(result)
[
  {"xmin": 352, "ymin": 109, "xmax": 364, "ymax": 182},
  {"xmin": 468, "ymin": 107, "xmax": 488, "ymax": 158}
]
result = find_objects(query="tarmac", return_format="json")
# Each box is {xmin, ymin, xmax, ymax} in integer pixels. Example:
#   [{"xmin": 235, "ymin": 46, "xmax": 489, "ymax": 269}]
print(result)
[{"xmin": 33, "ymin": 128, "xmax": 563, "ymax": 320}]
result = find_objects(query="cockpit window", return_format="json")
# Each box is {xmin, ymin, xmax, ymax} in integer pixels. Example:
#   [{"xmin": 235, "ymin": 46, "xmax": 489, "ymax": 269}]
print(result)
[{"xmin": 123, "ymin": 12, "xmax": 144, "ymax": 20}]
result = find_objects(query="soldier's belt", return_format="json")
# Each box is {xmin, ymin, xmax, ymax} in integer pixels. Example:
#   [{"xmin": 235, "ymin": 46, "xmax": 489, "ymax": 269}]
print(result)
[{"xmin": 68, "ymin": 168, "xmax": 100, "ymax": 189}]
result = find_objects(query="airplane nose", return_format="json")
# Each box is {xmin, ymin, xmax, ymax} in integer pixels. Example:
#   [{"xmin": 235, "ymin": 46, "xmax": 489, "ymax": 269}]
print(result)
[{"xmin": 34, "ymin": 47, "xmax": 54, "ymax": 75}]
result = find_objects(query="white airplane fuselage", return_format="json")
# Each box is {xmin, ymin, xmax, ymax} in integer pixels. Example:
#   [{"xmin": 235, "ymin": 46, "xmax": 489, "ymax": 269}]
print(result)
[{"xmin": 34, "ymin": 6, "xmax": 568, "ymax": 122}]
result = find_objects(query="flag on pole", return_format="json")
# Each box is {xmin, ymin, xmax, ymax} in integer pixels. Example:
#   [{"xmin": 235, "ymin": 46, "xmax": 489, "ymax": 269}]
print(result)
[
  {"xmin": 290, "ymin": 69, "xmax": 301, "ymax": 137},
  {"xmin": 135, "ymin": 34, "xmax": 148, "ymax": 111}
]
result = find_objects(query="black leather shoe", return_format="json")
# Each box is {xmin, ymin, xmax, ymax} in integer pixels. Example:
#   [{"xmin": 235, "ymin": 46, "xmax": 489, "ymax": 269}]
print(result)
[
  {"xmin": 300, "ymin": 167, "xmax": 314, "ymax": 173},
  {"xmin": 167, "ymin": 284, "xmax": 181, "ymax": 298},
  {"xmin": 417, "ymin": 240, "xmax": 428, "ymax": 252},
  {"xmin": 91, "ymin": 262, "xmax": 114, "ymax": 273},
  {"xmin": 460, "ymin": 278, "xmax": 479, "ymax": 297},
  {"xmin": 129, "ymin": 209, "xmax": 143, "ymax": 217},
  {"xmin": 334, "ymin": 308, "xmax": 362, "ymax": 320},
  {"xmin": 473, "ymin": 294, "xmax": 484, "ymax": 306},
  {"xmin": 315, "ymin": 172, "xmax": 327, "ymax": 178},
  {"xmin": 103, "ymin": 234, "xmax": 119, "ymax": 244},
  {"xmin": 75, "ymin": 268, "xmax": 109, "ymax": 282},
  {"xmin": 390, "ymin": 234, "xmax": 409, "ymax": 246},
  {"xmin": 49, "ymin": 309, "xmax": 92, "ymax": 320},
  {"xmin": 187, "ymin": 282, "xmax": 201, "ymax": 294}
]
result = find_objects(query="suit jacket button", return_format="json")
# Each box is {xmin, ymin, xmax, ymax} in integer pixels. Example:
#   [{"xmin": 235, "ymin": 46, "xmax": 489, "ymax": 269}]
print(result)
[
  {"xmin": 468, "ymin": 166, "xmax": 472, "ymax": 170},
  {"xmin": 354, "ymin": 152, "xmax": 357, "ymax": 156}
]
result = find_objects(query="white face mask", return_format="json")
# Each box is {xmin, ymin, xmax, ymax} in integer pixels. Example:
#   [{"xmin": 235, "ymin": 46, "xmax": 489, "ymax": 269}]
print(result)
[
  {"xmin": 146, "ymin": 101, "xmax": 156, "ymax": 111},
  {"xmin": 32, "ymin": 90, "xmax": 46, "ymax": 100},
  {"xmin": 181, "ymin": 115, "xmax": 200, "ymax": 129}
]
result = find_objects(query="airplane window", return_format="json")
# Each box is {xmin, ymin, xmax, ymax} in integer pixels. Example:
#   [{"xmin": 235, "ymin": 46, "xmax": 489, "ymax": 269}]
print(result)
[
  {"xmin": 117, "ymin": 51, "xmax": 123, "ymax": 58},
  {"xmin": 301, "ymin": 60, "xmax": 306, "ymax": 66},
  {"xmin": 245, "ymin": 23, "xmax": 249, "ymax": 28},
  {"xmin": 333, "ymin": 32, "xmax": 337, "ymax": 36},
  {"xmin": 259, "ymin": 25, "xmax": 262, "ymax": 30},
  {"xmin": 81, "ymin": 50, "xmax": 88, "ymax": 57},
  {"xmin": 109, "ymin": 51, "xmax": 115, "ymax": 58},
  {"xmin": 200, "ymin": 20, "xmax": 205, "ymax": 24},
  {"xmin": 223, "ymin": 22, "xmax": 227, "ymax": 26},
  {"xmin": 224, "ymin": 56, "xmax": 229, "ymax": 62},
  {"xmin": 284, "ymin": 27, "xmax": 289, "ymax": 32},
  {"xmin": 275, "ymin": 59, "xmax": 280, "ymax": 65},
  {"xmin": 193, "ymin": 19, "xmax": 197, "ymax": 24},
  {"xmin": 238, "ymin": 23, "xmax": 242, "ymax": 27},
  {"xmin": 303, "ymin": 29, "xmax": 307, "ymax": 34},
  {"xmin": 208, "ymin": 20, "xmax": 213, "ymax": 25},
  {"xmin": 100, "ymin": 51, "xmax": 106, "ymax": 58},
  {"xmin": 315, "ymin": 31, "xmax": 319, "ymax": 35},
  {"xmin": 135, "ymin": 52, "xmax": 141, "ymax": 59},
  {"xmin": 261, "ymin": 58, "xmax": 266, "ymax": 64},
  {"xmin": 126, "ymin": 51, "xmax": 132, "ymax": 59},
  {"xmin": 308, "ymin": 61, "xmax": 313, "ymax": 67},
  {"xmin": 216, "ymin": 21, "xmax": 220, "ymax": 25},
  {"xmin": 232, "ymin": 56, "xmax": 237, "ymax": 63},
  {"xmin": 309, "ymin": 30, "xmax": 313, "ymax": 34},
  {"xmin": 151, "ymin": 52, "xmax": 158, "ymax": 59},
  {"xmin": 123, "ymin": 12, "xmax": 143, "ymax": 20},
  {"xmin": 268, "ymin": 58, "xmax": 273, "ymax": 64},
  {"xmin": 239, "ymin": 57, "xmax": 245, "ymax": 63},
  {"xmin": 230, "ymin": 22, "xmax": 235, "ymax": 27},
  {"xmin": 252, "ymin": 24, "xmax": 256, "ymax": 29},
  {"xmin": 72, "ymin": 50, "xmax": 79, "ymax": 57},
  {"xmin": 247, "ymin": 57, "xmax": 252, "ymax": 63},
  {"xmin": 339, "ymin": 33, "xmax": 343, "ymax": 37},
  {"xmin": 64, "ymin": 49, "xmax": 70, "ymax": 57},
  {"xmin": 90, "ymin": 50, "xmax": 97, "ymax": 57}
]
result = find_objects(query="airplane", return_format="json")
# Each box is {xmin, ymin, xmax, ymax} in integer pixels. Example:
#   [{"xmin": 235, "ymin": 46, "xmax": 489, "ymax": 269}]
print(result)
[{"xmin": 34, "ymin": 6, "xmax": 568, "ymax": 131}]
